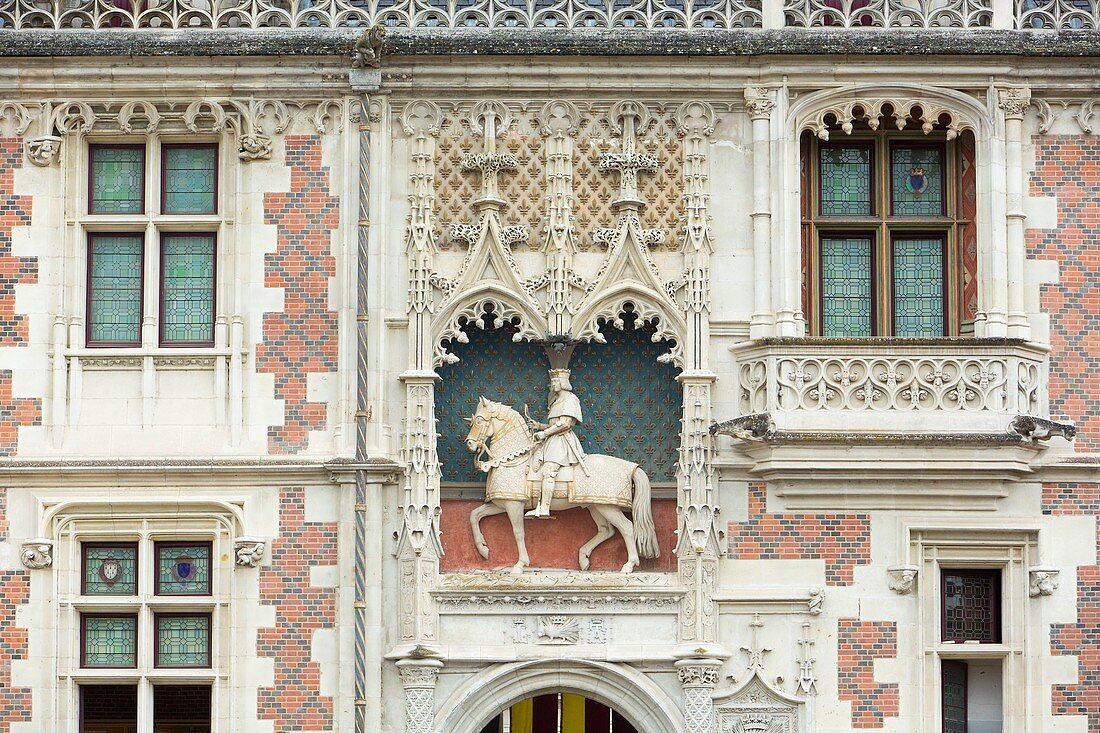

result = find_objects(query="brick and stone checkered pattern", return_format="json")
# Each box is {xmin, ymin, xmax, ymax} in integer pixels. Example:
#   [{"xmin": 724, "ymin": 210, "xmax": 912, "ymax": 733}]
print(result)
[
  {"xmin": 1044, "ymin": 482, "xmax": 1100, "ymax": 730},
  {"xmin": 257, "ymin": 488, "xmax": 338, "ymax": 732},
  {"xmin": 0, "ymin": 489, "xmax": 31, "ymax": 731},
  {"xmin": 837, "ymin": 619, "xmax": 899, "ymax": 729},
  {"xmin": 0, "ymin": 138, "xmax": 40, "ymax": 457},
  {"xmin": 1028, "ymin": 137, "xmax": 1100, "ymax": 450},
  {"xmin": 727, "ymin": 482, "xmax": 871, "ymax": 585},
  {"xmin": 257, "ymin": 136, "xmax": 339, "ymax": 454}
]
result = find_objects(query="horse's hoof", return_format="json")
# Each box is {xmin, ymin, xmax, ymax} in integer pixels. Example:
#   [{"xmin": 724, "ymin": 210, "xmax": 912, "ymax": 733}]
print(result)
[
  {"xmin": 579, "ymin": 554, "xmax": 590, "ymax": 571},
  {"xmin": 510, "ymin": 563, "xmax": 526, "ymax": 574},
  {"xmin": 620, "ymin": 562, "xmax": 636, "ymax": 574},
  {"xmin": 477, "ymin": 543, "xmax": 490, "ymax": 560}
]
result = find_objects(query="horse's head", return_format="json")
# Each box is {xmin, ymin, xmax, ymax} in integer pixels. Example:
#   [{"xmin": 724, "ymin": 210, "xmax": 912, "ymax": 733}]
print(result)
[{"xmin": 464, "ymin": 396, "xmax": 496, "ymax": 453}]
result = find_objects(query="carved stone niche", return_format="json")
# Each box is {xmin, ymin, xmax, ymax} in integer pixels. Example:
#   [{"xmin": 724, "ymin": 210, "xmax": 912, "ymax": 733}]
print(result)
[{"xmin": 715, "ymin": 676, "xmax": 802, "ymax": 733}]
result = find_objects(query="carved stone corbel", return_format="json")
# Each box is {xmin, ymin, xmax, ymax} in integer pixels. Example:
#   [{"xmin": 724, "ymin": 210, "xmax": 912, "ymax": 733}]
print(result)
[
  {"xmin": 1009, "ymin": 414, "xmax": 1077, "ymax": 442},
  {"xmin": 396, "ymin": 658, "xmax": 443, "ymax": 733},
  {"xmin": 1029, "ymin": 566, "xmax": 1060, "ymax": 597},
  {"xmin": 675, "ymin": 657, "xmax": 723, "ymax": 733},
  {"xmin": 25, "ymin": 135, "xmax": 62, "ymax": 166},
  {"xmin": 887, "ymin": 564, "xmax": 919, "ymax": 594},
  {"xmin": 234, "ymin": 538, "xmax": 265, "ymax": 567},
  {"xmin": 20, "ymin": 539, "xmax": 53, "ymax": 569},
  {"xmin": 711, "ymin": 412, "xmax": 775, "ymax": 442}
]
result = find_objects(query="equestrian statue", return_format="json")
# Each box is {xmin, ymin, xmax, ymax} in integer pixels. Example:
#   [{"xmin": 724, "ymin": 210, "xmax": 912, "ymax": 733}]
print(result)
[{"xmin": 465, "ymin": 368, "xmax": 660, "ymax": 573}]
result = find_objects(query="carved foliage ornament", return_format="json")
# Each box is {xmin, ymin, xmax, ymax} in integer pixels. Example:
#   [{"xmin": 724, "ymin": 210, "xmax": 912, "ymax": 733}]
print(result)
[{"xmin": 20, "ymin": 539, "xmax": 53, "ymax": 569}]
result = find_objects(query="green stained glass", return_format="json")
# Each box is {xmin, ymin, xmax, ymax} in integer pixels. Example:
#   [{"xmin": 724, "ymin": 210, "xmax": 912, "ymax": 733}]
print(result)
[
  {"xmin": 91, "ymin": 146, "xmax": 144, "ymax": 214},
  {"xmin": 161, "ymin": 235, "xmax": 215, "ymax": 344},
  {"xmin": 892, "ymin": 146, "xmax": 945, "ymax": 216},
  {"xmin": 156, "ymin": 543, "xmax": 211, "ymax": 595},
  {"xmin": 155, "ymin": 615, "xmax": 211, "ymax": 668},
  {"xmin": 163, "ymin": 146, "xmax": 217, "ymax": 214},
  {"xmin": 83, "ymin": 615, "xmax": 137, "ymax": 668},
  {"xmin": 83, "ymin": 544, "xmax": 138, "ymax": 595},
  {"xmin": 819, "ymin": 146, "xmax": 872, "ymax": 216},
  {"xmin": 89, "ymin": 235, "xmax": 143, "ymax": 344},
  {"xmin": 894, "ymin": 238, "xmax": 944, "ymax": 337},
  {"xmin": 821, "ymin": 237, "xmax": 873, "ymax": 337}
]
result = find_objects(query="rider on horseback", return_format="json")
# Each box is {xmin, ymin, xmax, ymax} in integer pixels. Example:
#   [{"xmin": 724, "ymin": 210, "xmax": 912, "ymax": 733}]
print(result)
[{"xmin": 525, "ymin": 368, "xmax": 589, "ymax": 518}]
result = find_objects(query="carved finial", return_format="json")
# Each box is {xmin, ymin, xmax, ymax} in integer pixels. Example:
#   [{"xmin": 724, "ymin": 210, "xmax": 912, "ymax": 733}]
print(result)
[
  {"xmin": 600, "ymin": 100, "xmax": 658, "ymax": 214},
  {"xmin": 741, "ymin": 613, "xmax": 771, "ymax": 673},
  {"xmin": 797, "ymin": 621, "xmax": 818, "ymax": 695},
  {"xmin": 463, "ymin": 100, "xmax": 517, "ymax": 210}
]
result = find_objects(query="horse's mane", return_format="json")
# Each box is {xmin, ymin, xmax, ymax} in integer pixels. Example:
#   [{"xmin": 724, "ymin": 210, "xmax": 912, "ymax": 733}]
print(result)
[{"xmin": 486, "ymin": 399, "xmax": 521, "ymax": 422}]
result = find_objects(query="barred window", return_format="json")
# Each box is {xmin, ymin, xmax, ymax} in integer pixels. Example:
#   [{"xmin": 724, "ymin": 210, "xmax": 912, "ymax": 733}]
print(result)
[{"xmin": 941, "ymin": 569, "xmax": 1001, "ymax": 643}]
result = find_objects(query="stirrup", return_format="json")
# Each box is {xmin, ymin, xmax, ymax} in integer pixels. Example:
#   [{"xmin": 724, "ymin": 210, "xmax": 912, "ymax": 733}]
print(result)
[{"xmin": 524, "ymin": 506, "xmax": 552, "ymax": 519}]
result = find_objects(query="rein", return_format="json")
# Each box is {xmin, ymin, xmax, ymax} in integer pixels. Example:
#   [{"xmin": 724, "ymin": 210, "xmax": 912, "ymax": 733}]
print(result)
[{"xmin": 476, "ymin": 404, "xmax": 539, "ymax": 470}]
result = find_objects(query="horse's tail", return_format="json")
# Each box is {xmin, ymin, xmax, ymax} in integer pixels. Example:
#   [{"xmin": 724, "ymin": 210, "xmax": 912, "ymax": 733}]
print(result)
[{"xmin": 631, "ymin": 468, "xmax": 660, "ymax": 559}]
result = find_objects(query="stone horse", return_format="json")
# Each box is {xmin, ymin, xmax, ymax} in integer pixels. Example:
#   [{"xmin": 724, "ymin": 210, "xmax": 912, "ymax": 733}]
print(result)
[{"xmin": 465, "ymin": 396, "xmax": 660, "ymax": 573}]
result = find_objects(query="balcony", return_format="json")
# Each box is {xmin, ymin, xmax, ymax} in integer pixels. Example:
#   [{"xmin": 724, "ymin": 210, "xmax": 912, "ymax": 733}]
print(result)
[
  {"xmin": 713, "ymin": 338, "xmax": 1072, "ymax": 499},
  {"xmin": 0, "ymin": 0, "xmax": 1095, "ymax": 31}
]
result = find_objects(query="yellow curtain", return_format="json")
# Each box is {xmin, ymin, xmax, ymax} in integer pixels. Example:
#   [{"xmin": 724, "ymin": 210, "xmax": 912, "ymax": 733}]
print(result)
[
  {"xmin": 561, "ymin": 694, "xmax": 585, "ymax": 733},
  {"xmin": 510, "ymin": 698, "xmax": 534, "ymax": 733}
]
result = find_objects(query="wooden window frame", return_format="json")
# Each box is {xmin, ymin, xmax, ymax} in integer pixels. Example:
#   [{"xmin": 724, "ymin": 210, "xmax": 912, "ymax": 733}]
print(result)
[
  {"xmin": 160, "ymin": 143, "xmax": 219, "ymax": 215},
  {"xmin": 79, "ymin": 684, "xmax": 138, "ymax": 732},
  {"xmin": 80, "ymin": 541, "xmax": 139, "ymax": 596},
  {"xmin": 88, "ymin": 143, "xmax": 147, "ymax": 216},
  {"xmin": 890, "ymin": 233, "xmax": 949, "ymax": 338},
  {"xmin": 940, "ymin": 568, "xmax": 1002, "ymax": 644},
  {"xmin": 158, "ymin": 232, "xmax": 218, "ymax": 348},
  {"xmin": 153, "ymin": 540, "xmax": 213, "ymax": 596},
  {"xmin": 803, "ymin": 130, "xmax": 962, "ymax": 337},
  {"xmin": 153, "ymin": 612, "xmax": 213, "ymax": 669},
  {"xmin": 86, "ymin": 233, "xmax": 145, "ymax": 348},
  {"xmin": 80, "ymin": 612, "xmax": 139, "ymax": 669},
  {"xmin": 940, "ymin": 659, "xmax": 969, "ymax": 733}
]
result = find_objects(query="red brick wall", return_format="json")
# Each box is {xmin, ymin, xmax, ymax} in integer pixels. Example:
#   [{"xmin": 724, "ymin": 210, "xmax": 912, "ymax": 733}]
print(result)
[
  {"xmin": 257, "ymin": 136, "xmax": 339, "ymax": 454},
  {"xmin": 727, "ymin": 482, "xmax": 871, "ymax": 585},
  {"xmin": 257, "ymin": 488, "xmax": 337, "ymax": 732},
  {"xmin": 0, "ymin": 489, "xmax": 31, "ymax": 731},
  {"xmin": 1044, "ymin": 482, "xmax": 1100, "ymax": 729},
  {"xmin": 0, "ymin": 138, "xmax": 40, "ymax": 456},
  {"xmin": 439, "ymin": 499, "xmax": 678, "ymax": 572},
  {"xmin": 1028, "ymin": 137, "xmax": 1100, "ymax": 448},
  {"xmin": 837, "ymin": 619, "xmax": 899, "ymax": 729}
]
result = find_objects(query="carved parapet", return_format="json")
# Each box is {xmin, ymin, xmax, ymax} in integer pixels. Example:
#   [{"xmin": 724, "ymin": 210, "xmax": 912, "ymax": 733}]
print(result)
[
  {"xmin": 1029, "ymin": 566, "xmax": 1060, "ymax": 597},
  {"xmin": 20, "ymin": 539, "xmax": 53, "ymax": 569},
  {"xmin": 887, "ymin": 564, "xmax": 919, "ymax": 594}
]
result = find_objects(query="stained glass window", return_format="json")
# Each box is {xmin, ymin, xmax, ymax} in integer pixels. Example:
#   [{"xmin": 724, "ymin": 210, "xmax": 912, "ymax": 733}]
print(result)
[
  {"xmin": 892, "ymin": 145, "xmax": 944, "ymax": 216},
  {"xmin": 163, "ymin": 145, "xmax": 217, "ymax": 214},
  {"xmin": 819, "ymin": 145, "xmax": 872, "ymax": 216},
  {"xmin": 83, "ymin": 543, "xmax": 138, "ymax": 595},
  {"xmin": 88, "ymin": 235, "xmax": 143, "ymax": 345},
  {"xmin": 82, "ymin": 614, "xmax": 138, "ymax": 668},
  {"xmin": 820, "ymin": 237, "xmax": 873, "ymax": 337},
  {"xmin": 894, "ymin": 238, "xmax": 944, "ymax": 338},
  {"xmin": 155, "ymin": 542, "xmax": 212, "ymax": 595},
  {"xmin": 90, "ymin": 145, "xmax": 145, "ymax": 214},
  {"xmin": 942, "ymin": 569, "xmax": 1000, "ymax": 642},
  {"xmin": 155, "ymin": 614, "xmax": 211, "ymax": 668},
  {"xmin": 161, "ymin": 234, "xmax": 215, "ymax": 345}
]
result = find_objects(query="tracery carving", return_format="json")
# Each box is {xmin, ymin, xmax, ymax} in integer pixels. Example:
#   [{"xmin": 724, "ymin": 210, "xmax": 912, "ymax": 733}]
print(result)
[
  {"xmin": 796, "ymin": 89, "xmax": 981, "ymax": 141},
  {"xmin": 715, "ymin": 616, "xmax": 804, "ymax": 733},
  {"xmin": 783, "ymin": 0, "xmax": 992, "ymax": 27},
  {"xmin": 0, "ymin": 102, "xmax": 34, "ymax": 136},
  {"xmin": 1017, "ymin": 0, "xmax": 1100, "ymax": 28}
]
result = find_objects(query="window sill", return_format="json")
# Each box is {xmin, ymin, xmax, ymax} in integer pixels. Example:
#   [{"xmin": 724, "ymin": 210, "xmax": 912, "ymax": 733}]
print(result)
[{"xmin": 63, "ymin": 347, "xmax": 244, "ymax": 371}]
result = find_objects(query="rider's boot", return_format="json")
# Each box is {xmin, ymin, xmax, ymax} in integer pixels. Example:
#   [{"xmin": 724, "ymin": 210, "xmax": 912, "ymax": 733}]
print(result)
[{"xmin": 525, "ymin": 476, "xmax": 555, "ymax": 518}]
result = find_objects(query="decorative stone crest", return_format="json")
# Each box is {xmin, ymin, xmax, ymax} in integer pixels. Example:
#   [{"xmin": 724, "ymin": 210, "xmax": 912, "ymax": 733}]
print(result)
[
  {"xmin": 234, "ymin": 538, "xmax": 265, "ymax": 567},
  {"xmin": 25, "ymin": 135, "xmax": 61, "ymax": 166},
  {"xmin": 887, "ymin": 564, "xmax": 919, "ymax": 594},
  {"xmin": 20, "ymin": 539, "xmax": 53, "ymax": 569},
  {"xmin": 536, "ymin": 615, "xmax": 581, "ymax": 644},
  {"xmin": 1029, "ymin": 566, "xmax": 1060, "ymax": 597}
]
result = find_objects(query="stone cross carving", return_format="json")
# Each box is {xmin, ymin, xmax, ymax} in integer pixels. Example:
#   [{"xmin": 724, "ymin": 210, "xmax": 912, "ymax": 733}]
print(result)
[
  {"xmin": 742, "ymin": 613, "xmax": 771, "ymax": 673},
  {"xmin": 463, "ymin": 100, "xmax": 517, "ymax": 210},
  {"xmin": 600, "ymin": 100, "xmax": 659, "ymax": 213},
  {"xmin": 797, "ymin": 622, "xmax": 817, "ymax": 695}
]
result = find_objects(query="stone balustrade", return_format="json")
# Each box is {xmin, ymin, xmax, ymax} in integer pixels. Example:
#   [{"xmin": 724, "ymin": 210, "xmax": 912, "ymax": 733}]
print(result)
[
  {"xmin": 731, "ymin": 338, "xmax": 1048, "ymax": 434},
  {"xmin": 0, "ymin": 0, "xmax": 1094, "ymax": 30}
]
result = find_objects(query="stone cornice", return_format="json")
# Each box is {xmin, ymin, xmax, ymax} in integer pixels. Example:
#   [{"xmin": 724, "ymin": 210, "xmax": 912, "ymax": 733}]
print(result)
[
  {"xmin": 0, "ymin": 456, "xmax": 402, "ymax": 488},
  {"xmin": 4, "ymin": 28, "xmax": 1100, "ymax": 59}
]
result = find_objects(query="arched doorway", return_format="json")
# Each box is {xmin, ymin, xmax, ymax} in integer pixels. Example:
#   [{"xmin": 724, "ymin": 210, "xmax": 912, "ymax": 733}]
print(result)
[{"xmin": 478, "ymin": 693, "xmax": 638, "ymax": 733}]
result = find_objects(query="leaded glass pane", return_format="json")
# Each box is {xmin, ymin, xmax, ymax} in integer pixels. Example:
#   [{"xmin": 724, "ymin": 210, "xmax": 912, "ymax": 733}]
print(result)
[
  {"xmin": 163, "ymin": 146, "xmax": 217, "ymax": 214},
  {"xmin": 892, "ymin": 145, "xmax": 944, "ymax": 216},
  {"xmin": 156, "ymin": 543, "xmax": 212, "ymax": 595},
  {"xmin": 819, "ymin": 146, "xmax": 872, "ymax": 216},
  {"xmin": 161, "ymin": 235, "xmax": 215, "ymax": 344},
  {"xmin": 83, "ymin": 544, "xmax": 138, "ymax": 595},
  {"xmin": 893, "ymin": 238, "xmax": 944, "ymax": 337},
  {"xmin": 943, "ymin": 570, "xmax": 1000, "ymax": 642},
  {"xmin": 155, "ymin": 615, "xmax": 211, "ymax": 667},
  {"xmin": 83, "ymin": 615, "xmax": 137, "ymax": 667},
  {"xmin": 91, "ymin": 146, "xmax": 144, "ymax": 214},
  {"xmin": 89, "ymin": 235, "xmax": 142, "ymax": 344},
  {"xmin": 821, "ymin": 237, "xmax": 873, "ymax": 337}
]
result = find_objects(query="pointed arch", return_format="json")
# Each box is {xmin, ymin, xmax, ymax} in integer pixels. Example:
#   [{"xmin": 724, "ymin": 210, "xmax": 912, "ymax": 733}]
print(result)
[
  {"xmin": 431, "ymin": 283, "xmax": 547, "ymax": 368},
  {"xmin": 572, "ymin": 286, "xmax": 687, "ymax": 367},
  {"xmin": 433, "ymin": 659, "xmax": 685, "ymax": 733}
]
